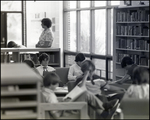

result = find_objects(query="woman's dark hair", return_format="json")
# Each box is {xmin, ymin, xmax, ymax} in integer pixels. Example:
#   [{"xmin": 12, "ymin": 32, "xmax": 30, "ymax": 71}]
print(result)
[
  {"xmin": 132, "ymin": 67, "xmax": 149, "ymax": 85},
  {"xmin": 43, "ymin": 72, "xmax": 61, "ymax": 87},
  {"xmin": 41, "ymin": 18, "xmax": 52, "ymax": 28},
  {"xmin": 81, "ymin": 60, "xmax": 95, "ymax": 73},
  {"xmin": 38, "ymin": 53, "xmax": 50, "ymax": 64},
  {"xmin": 7, "ymin": 41, "xmax": 17, "ymax": 48},
  {"xmin": 121, "ymin": 56, "xmax": 134, "ymax": 68},
  {"xmin": 24, "ymin": 59, "xmax": 35, "ymax": 68},
  {"xmin": 75, "ymin": 53, "xmax": 85, "ymax": 62}
]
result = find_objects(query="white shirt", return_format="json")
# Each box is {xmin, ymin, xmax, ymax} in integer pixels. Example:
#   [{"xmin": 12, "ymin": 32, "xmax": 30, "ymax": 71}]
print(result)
[
  {"xmin": 126, "ymin": 84, "xmax": 149, "ymax": 99},
  {"xmin": 36, "ymin": 65, "xmax": 55, "ymax": 76},
  {"xmin": 68, "ymin": 63, "xmax": 83, "ymax": 81}
]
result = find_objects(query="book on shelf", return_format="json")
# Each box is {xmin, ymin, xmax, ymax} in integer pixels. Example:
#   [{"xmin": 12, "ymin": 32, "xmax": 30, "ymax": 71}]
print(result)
[
  {"xmin": 1, "ymin": 85, "xmax": 19, "ymax": 91},
  {"xmin": 116, "ymin": 9, "xmax": 149, "ymax": 22}
]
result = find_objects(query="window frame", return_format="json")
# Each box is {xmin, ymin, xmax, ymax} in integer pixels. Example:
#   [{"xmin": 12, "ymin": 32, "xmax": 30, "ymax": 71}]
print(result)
[{"xmin": 63, "ymin": 1, "xmax": 119, "ymax": 80}]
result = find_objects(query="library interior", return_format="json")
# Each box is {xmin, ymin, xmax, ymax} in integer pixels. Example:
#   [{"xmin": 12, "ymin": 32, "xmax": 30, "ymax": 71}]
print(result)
[{"xmin": 1, "ymin": 1, "xmax": 149, "ymax": 119}]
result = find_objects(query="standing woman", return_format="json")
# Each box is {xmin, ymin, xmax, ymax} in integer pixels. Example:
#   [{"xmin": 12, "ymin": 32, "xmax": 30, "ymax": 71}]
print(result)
[{"xmin": 36, "ymin": 18, "xmax": 54, "ymax": 48}]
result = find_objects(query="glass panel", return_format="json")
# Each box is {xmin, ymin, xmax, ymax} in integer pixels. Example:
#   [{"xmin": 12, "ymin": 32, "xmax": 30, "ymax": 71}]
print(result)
[
  {"xmin": 80, "ymin": 1, "xmax": 90, "ymax": 8},
  {"xmin": 92, "ymin": 59, "xmax": 106, "ymax": 78},
  {"xmin": 111, "ymin": 9, "xmax": 113, "ymax": 55},
  {"xmin": 94, "ymin": 9, "xmax": 106, "ymax": 55},
  {"xmin": 1, "ymin": 1, "xmax": 21, "ymax": 11},
  {"xmin": 109, "ymin": 60, "xmax": 113, "ymax": 80},
  {"xmin": 7, "ymin": 13, "xmax": 22, "ymax": 45},
  {"xmin": 94, "ymin": 1, "xmax": 106, "ymax": 7},
  {"xmin": 64, "ymin": 11, "xmax": 77, "ymax": 51},
  {"xmin": 64, "ymin": 1, "xmax": 77, "ymax": 9},
  {"xmin": 65, "ymin": 55, "xmax": 76, "ymax": 67},
  {"xmin": 111, "ymin": 1, "xmax": 120, "ymax": 5},
  {"xmin": 80, "ymin": 10, "xmax": 90, "ymax": 53}
]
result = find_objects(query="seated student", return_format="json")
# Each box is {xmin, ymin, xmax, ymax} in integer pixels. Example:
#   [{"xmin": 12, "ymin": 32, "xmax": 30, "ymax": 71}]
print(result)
[
  {"xmin": 68, "ymin": 53, "xmax": 85, "ymax": 81},
  {"xmin": 42, "ymin": 72, "xmax": 119, "ymax": 119},
  {"xmin": 75, "ymin": 60, "xmax": 125, "ymax": 102},
  {"xmin": 7, "ymin": 41, "xmax": 26, "ymax": 62},
  {"xmin": 123, "ymin": 67, "xmax": 149, "ymax": 99},
  {"xmin": 36, "ymin": 53, "xmax": 55, "ymax": 77},
  {"xmin": 23, "ymin": 59, "xmax": 40, "ymax": 75},
  {"xmin": 115, "ymin": 56, "xmax": 138, "ymax": 84}
]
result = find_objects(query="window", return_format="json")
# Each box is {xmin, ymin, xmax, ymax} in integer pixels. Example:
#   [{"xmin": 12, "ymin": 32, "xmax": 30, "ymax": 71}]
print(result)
[
  {"xmin": 63, "ymin": 1, "xmax": 121, "ymax": 80},
  {"xmin": 1, "ymin": 1, "xmax": 21, "ymax": 11}
]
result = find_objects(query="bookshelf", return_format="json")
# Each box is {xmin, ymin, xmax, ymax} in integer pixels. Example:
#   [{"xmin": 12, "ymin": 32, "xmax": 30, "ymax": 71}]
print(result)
[
  {"xmin": 1, "ymin": 48, "xmax": 61, "ymax": 68},
  {"xmin": 1, "ymin": 63, "xmax": 42, "ymax": 119},
  {"xmin": 113, "ymin": 5, "xmax": 149, "ymax": 81}
]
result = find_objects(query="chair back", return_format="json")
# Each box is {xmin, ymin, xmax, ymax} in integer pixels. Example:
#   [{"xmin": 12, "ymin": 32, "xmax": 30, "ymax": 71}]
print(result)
[
  {"xmin": 55, "ymin": 67, "xmax": 69, "ymax": 87},
  {"xmin": 120, "ymin": 98, "xmax": 149, "ymax": 119}
]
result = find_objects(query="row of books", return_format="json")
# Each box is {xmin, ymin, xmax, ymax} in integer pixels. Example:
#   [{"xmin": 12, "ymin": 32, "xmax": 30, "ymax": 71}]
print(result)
[
  {"xmin": 117, "ymin": 39, "xmax": 149, "ymax": 50},
  {"xmin": 116, "ymin": 9, "xmax": 149, "ymax": 22},
  {"xmin": 116, "ymin": 25, "xmax": 149, "ymax": 36},
  {"xmin": 116, "ymin": 53, "xmax": 149, "ymax": 66}
]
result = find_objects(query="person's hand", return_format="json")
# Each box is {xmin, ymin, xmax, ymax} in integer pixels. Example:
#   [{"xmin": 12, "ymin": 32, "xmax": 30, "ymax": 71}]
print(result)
[{"xmin": 76, "ymin": 74, "xmax": 83, "ymax": 80}]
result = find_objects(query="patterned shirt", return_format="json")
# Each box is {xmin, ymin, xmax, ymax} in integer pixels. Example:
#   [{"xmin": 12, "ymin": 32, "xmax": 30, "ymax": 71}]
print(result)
[{"xmin": 37, "ymin": 28, "xmax": 54, "ymax": 47}]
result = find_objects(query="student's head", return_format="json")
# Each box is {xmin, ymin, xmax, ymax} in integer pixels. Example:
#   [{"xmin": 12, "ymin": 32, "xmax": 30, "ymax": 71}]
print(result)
[
  {"xmin": 43, "ymin": 72, "xmax": 61, "ymax": 90},
  {"xmin": 121, "ymin": 56, "xmax": 134, "ymax": 70},
  {"xmin": 132, "ymin": 67, "xmax": 149, "ymax": 85},
  {"xmin": 23, "ymin": 59, "xmax": 35, "ymax": 68},
  {"xmin": 81, "ymin": 60, "xmax": 95, "ymax": 79},
  {"xmin": 41, "ymin": 18, "xmax": 52, "ymax": 29},
  {"xmin": 7, "ymin": 41, "xmax": 17, "ymax": 48},
  {"xmin": 39, "ymin": 53, "xmax": 50, "ymax": 66},
  {"xmin": 75, "ymin": 53, "xmax": 85, "ymax": 67}
]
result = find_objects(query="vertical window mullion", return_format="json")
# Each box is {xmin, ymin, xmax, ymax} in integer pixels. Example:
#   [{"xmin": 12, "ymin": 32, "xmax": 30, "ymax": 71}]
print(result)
[{"xmin": 77, "ymin": 1, "xmax": 80, "ymax": 52}]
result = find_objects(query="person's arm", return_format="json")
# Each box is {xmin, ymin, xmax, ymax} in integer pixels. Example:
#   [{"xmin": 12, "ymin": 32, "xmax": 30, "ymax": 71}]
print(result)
[
  {"xmin": 115, "ymin": 74, "xmax": 130, "ymax": 84},
  {"xmin": 104, "ymin": 84, "xmax": 126, "ymax": 93}
]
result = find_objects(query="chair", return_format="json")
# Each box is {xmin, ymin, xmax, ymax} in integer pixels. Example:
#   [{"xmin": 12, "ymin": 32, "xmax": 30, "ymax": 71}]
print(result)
[
  {"xmin": 39, "ymin": 92, "xmax": 90, "ymax": 119},
  {"xmin": 55, "ymin": 67, "xmax": 76, "ymax": 92},
  {"xmin": 120, "ymin": 98, "xmax": 149, "ymax": 119}
]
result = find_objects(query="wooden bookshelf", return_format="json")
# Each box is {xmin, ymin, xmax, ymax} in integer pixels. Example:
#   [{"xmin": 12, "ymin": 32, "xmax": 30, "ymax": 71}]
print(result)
[
  {"xmin": 113, "ymin": 5, "xmax": 149, "ymax": 81},
  {"xmin": 1, "ymin": 47, "xmax": 61, "ymax": 67},
  {"xmin": 1, "ymin": 63, "xmax": 42, "ymax": 119}
]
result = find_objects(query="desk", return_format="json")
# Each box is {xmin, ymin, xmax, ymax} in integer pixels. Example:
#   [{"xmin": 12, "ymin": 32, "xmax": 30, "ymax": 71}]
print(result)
[{"xmin": 1, "ymin": 48, "xmax": 61, "ymax": 67}]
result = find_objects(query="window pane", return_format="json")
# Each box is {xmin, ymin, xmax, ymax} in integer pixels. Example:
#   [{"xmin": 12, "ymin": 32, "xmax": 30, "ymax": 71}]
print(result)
[
  {"xmin": 92, "ymin": 59, "xmax": 106, "ymax": 78},
  {"xmin": 94, "ymin": 1, "xmax": 106, "ymax": 7},
  {"xmin": 94, "ymin": 9, "xmax": 106, "ymax": 55},
  {"xmin": 80, "ymin": 11, "xmax": 90, "ymax": 53},
  {"xmin": 65, "ymin": 55, "xmax": 76, "ymax": 67},
  {"xmin": 64, "ymin": 12, "xmax": 77, "ymax": 51},
  {"xmin": 7, "ymin": 13, "xmax": 22, "ymax": 45},
  {"xmin": 109, "ymin": 61, "xmax": 113, "ymax": 80},
  {"xmin": 80, "ymin": 1, "xmax": 90, "ymax": 8},
  {"xmin": 111, "ymin": 1, "xmax": 120, "ymax": 5},
  {"xmin": 64, "ymin": 1, "xmax": 76, "ymax": 9},
  {"xmin": 111, "ymin": 9, "xmax": 113, "ymax": 55},
  {"xmin": 1, "ymin": 1, "xmax": 21, "ymax": 11}
]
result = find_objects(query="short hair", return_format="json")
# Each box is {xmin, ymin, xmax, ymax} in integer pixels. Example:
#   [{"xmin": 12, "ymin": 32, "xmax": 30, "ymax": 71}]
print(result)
[
  {"xmin": 121, "ymin": 56, "xmax": 134, "ymax": 68},
  {"xmin": 24, "ymin": 59, "xmax": 35, "ymax": 68},
  {"xmin": 43, "ymin": 72, "xmax": 61, "ymax": 87},
  {"xmin": 132, "ymin": 67, "xmax": 149, "ymax": 85},
  {"xmin": 75, "ymin": 53, "xmax": 85, "ymax": 62},
  {"xmin": 38, "ymin": 53, "xmax": 50, "ymax": 64},
  {"xmin": 41, "ymin": 18, "xmax": 52, "ymax": 28},
  {"xmin": 7, "ymin": 41, "xmax": 17, "ymax": 48},
  {"xmin": 81, "ymin": 60, "xmax": 95, "ymax": 73}
]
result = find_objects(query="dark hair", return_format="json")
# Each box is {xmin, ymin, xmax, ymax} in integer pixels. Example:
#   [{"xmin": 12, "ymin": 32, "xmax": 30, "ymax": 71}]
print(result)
[
  {"xmin": 41, "ymin": 18, "xmax": 52, "ymax": 28},
  {"xmin": 39, "ymin": 53, "xmax": 50, "ymax": 64},
  {"xmin": 7, "ymin": 41, "xmax": 17, "ymax": 48},
  {"xmin": 75, "ymin": 53, "xmax": 85, "ymax": 62},
  {"xmin": 121, "ymin": 56, "xmax": 134, "ymax": 68},
  {"xmin": 43, "ymin": 72, "xmax": 61, "ymax": 87},
  {"xmin": 24, "ymin": 59, "xmax": 35, "ymax": 68},
  {"xmin": 132, "ymin": 67, "xmax": 149, "ymax": 85},
  {"xmin": 81, "ymin": 60, "xmax": 95, "ymax": 73}
]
